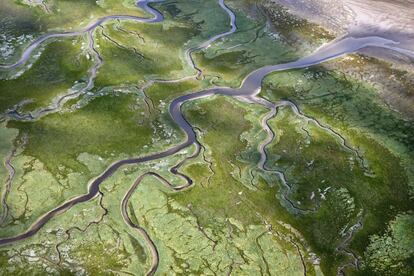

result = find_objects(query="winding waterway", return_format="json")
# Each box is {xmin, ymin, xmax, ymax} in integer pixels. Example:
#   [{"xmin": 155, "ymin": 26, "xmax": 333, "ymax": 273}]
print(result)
[
  {"xmin": 1, "ymin": 0, "xmax": 414, "ymax": 274},
  {"xmin": 121, "ymin": 143, "xmax": 200, "ymax": 275},
  {"xmin": 0, "ymin": 0, "xmax": 164, "ymax": 70}
]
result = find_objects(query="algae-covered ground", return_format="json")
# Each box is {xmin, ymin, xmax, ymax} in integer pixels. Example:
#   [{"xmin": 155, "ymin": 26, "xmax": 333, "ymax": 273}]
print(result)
[{"xmin": 0, "ymin": 0, "xmax": 413, "ymax": 275}]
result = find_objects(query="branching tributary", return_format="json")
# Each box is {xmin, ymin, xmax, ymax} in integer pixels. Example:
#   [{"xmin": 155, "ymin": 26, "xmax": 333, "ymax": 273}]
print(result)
[{"xmin": 1, "ymin": 0, "xmax": 414, "ymax": 275}]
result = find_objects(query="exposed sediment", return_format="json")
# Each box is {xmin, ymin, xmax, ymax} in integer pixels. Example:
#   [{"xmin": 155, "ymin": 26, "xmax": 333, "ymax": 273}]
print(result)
[
  {"xmin": 0, "ymin": 11, "xmax": 411, "ymax": 249},
  {"xmin": 269, "ymin": 0, "xmax": 414, "ymax": 64},
  {"xmin": 121, "ymin": 143, "xmax": 201, "ymax": 275},
  {"xmin": 1, "ymin": 0, "xmax": 413, "ymax": 275},
  {"xmin": 0, "ymin": 133, "xmax": 27, "ymax": 226}
]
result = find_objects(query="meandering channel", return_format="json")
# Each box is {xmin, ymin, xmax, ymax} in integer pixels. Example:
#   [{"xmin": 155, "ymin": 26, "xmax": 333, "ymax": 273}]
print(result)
[
  {"xmin": 121, "ymin": 143, "xmax": 201, "ymax": 275},
  {"xmin": 0, "ymin": 0, "xmax": 164, "ymax": 70},
  {"xmin": 1, "ymin": 0, "xmax": 414, "ymax": 275}
]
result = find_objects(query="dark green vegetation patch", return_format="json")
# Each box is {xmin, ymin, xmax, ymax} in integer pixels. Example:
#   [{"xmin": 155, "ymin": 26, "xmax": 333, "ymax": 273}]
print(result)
[{"xmin": 0, "ymin": 0, "xmax": 413, "ymax": 275}]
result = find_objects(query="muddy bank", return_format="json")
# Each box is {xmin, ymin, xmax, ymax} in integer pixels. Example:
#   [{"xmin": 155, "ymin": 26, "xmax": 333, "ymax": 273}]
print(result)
[
  {"xmin": 263, "ymin": 0, "xmax": 414, "ymax": 118},
  {"xmin": 268, "ymin": 0, "xmax": 414, "ymax": 64}
]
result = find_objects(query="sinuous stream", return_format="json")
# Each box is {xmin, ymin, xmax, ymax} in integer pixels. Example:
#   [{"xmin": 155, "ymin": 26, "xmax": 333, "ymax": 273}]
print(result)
[{"xmin": 1, "ymin": 0, "xmax": 414, "ymax": 274}]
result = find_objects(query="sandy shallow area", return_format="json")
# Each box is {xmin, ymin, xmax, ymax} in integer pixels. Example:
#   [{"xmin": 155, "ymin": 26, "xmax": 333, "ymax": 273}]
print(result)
[{"xmin": 271, "ymin": 0, "xmax": 414, "ymax": 63}]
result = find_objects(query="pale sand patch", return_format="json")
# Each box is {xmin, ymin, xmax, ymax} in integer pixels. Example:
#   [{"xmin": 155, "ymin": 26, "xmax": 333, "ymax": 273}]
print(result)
[{"xmin": 270, "ymin": 0, "xmax": 414, "ymax": 63}]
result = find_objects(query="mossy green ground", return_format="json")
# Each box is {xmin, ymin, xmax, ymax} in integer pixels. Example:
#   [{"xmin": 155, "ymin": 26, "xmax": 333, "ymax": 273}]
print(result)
[
  {"xmin": 0, "ymin": 97, "xmax": 318, "ymax": 275},
  {"xmin": 0, "ymin": 0, "xmax": 149, "ymax": 64},
  {"xmin": 0, "ymin": 38, "xmax": 91, "ymax": 113},
  {"xmin": 0, "ymin": 0, "xmax": 413, "ymax": 275},
  {"xmin": 261, "ymin": 67, "xmax": 414, "ymax": 275}
]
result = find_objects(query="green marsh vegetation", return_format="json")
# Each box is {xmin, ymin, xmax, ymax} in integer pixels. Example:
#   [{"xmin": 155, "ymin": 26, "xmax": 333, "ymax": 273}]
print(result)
[
  {"xmin": 0, "ymin": 38, "xmax": 91, "ymax": 113},
  {"xmin": 193, "ymin": 0, "xmax": 333, "ymax": 87},
  {"xmin": 0, "ymin": 0, "xmax": 149, "ymax": 64},
  {"xmin": 261, "ymin": 67, "xmax": 414, "ymax": 275},
  {"xmin": 1, "ymin": 84, "xmax": 192, "ymax": 239},
  {"xmin": 324, "ymin": 54, "xmax": 414, "ymax": 118},
  {"xmin": 0, "ymin": 0, "xmax": 412, "ymax": 275},
  {"xmin": 93, "ymin": 21, "xmax": 194, "ymax": 88},
  {"xmin": 193, "ymin": 6, "xmax": 298, "ymax": 87},
  {"xmin": 93, "ymin": 0, "xmax": 233, "ymax": 88},
  {"xmin": 0, "ymin": 0, "xmax": 235, "ymax": 248}
]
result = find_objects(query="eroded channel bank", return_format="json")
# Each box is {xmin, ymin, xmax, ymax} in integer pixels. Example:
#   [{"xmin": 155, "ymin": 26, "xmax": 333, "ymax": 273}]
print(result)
[
  {"xmin": 1, "ymin": 0, "xmax": 414, "ymax": 275},
  {"xmin": 0, "ymin": 36, "xmax": 410, "ymax": 244},
  {"xmin": 0, "ymin": 0, "xmax": 164, "ymax": 70}
]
